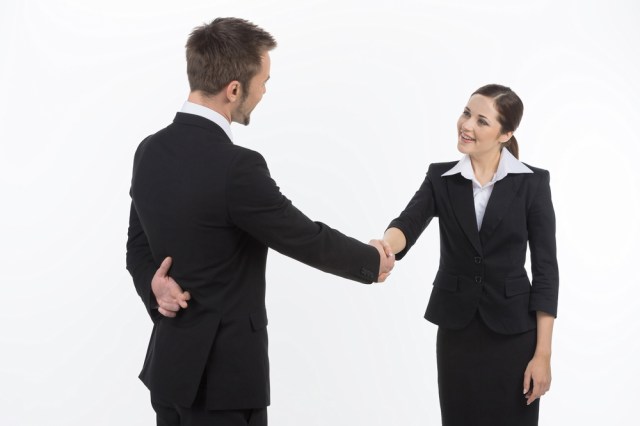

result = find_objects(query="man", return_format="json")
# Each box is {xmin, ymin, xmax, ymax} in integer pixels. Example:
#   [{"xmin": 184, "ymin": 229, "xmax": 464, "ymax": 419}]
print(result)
[{"xmin": 126, "ymin": 18, "xmax": 394, "ymax": 426}]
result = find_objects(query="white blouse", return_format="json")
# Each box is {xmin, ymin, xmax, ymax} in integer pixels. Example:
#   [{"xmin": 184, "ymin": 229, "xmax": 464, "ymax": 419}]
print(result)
[{"xmin": 441, "ymin": 149, "xmax": 533, "ymax": 230}]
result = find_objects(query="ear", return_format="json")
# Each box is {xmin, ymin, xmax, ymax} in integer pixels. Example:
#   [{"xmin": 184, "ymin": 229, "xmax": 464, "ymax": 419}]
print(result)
[
  {"xmin": 499, "ymin": 131, "xmax": 513, "ymax": 144},
  {"xmin": 225, "ymin": 80, "xmax": 242, "ymax": 103}
]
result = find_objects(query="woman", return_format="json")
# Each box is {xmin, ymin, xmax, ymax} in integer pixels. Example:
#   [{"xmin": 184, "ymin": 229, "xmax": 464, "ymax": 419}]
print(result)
[{"xmin": 381, "ymin": 84, "xmax": 558, "ymax": 425}]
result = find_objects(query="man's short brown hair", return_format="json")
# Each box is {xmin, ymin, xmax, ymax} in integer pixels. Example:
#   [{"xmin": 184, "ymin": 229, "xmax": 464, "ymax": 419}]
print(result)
[{"xmin": 185, "ymin": 18, "xmax": 277, "ymax": 96}]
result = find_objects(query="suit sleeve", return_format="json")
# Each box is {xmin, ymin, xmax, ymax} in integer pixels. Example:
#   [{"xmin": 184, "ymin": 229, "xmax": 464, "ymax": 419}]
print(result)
[
  {"xmin": 126, "ymin": 201, "xmax": 162, "ymax": 322},
  {"xmin": 125, "ymin": 138, "xmax": 161, "ymax": 323},
  {"xmin": 386, "ymin": 166, "xmax": 437, "ymax": 260},
  {"xmin": 527, "ymin": 171, "xmax": 559, "ymax": 317},
  {"xmin": 226, "ymin": 150, "xmax": 380, "ymax": 284}
]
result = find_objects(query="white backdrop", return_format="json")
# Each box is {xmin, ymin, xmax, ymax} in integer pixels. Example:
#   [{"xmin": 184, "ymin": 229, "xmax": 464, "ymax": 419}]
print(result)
[{"xmin": 1, "ymin": 0, "xmax": 639, "ymax": 424}]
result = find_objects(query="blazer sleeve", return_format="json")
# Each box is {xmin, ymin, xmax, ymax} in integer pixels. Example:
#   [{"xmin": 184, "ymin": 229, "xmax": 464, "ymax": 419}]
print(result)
[
  {"xmin": 527, "ymin": 170, "xmax": 559, "ymax": 317},
  {"xmin": 126, "ymin": 201, "xmax": 161, "ymax": 323},
  {"xmin": 125, "ymin": 137, "xmax": 161, "ymax": 323},
  {"xmin": 226, "ymin": 149, "xmax": 380, "ymax": 284},
  {"xmin": 386, "ymin": 165, "xmax": 437, "ymax": 260}
]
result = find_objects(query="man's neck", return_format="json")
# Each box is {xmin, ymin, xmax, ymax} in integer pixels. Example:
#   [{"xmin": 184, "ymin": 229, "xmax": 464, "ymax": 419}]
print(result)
[{"xmin": 187, "ymin": 91, "xmax": 232, "ymax": 123}]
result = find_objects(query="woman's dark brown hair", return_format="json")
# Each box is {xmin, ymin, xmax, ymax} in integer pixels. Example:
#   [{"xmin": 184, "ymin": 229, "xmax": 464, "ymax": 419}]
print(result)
[
  {"xmin": 185, "ymin": 18, "xmax": 277, "ymax": 98},
  {"xmin": 472, "ymin": 84, "xmax": 524, "ymax": 159}
]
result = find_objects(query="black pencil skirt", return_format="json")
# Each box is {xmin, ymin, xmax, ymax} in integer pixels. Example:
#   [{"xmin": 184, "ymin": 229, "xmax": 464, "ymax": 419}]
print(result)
[{"xmin": 436, "ymin": 314, "xmax": 539, "ymax": 426}]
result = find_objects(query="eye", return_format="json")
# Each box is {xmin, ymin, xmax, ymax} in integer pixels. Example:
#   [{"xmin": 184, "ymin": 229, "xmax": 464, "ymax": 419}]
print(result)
[
  {"xmin": 478, "ymin": 119, "xmax": 488, "ymax": 126},
  {"xmin": 462, "ymin": 110, "xmax": 471, "ymax": 117}
]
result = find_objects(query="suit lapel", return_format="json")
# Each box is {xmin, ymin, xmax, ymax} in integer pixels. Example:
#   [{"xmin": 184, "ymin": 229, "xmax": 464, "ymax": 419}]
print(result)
[
  {"xmin": 479, "ymin": 174, "xmax": 524, "ymax": 243},
  {"xmin": 446, "ymin": 175, "xmax": 483, "ymax": 255}
]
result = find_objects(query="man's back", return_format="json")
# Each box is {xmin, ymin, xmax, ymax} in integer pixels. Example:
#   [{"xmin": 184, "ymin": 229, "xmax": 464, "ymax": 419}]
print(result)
[
  {"xmin": 131, "ymin": 113, "xmax": 268, "ymax": 319},
  {"xmin": 127, "ymin": 112, "xmax": 381, "ymax": 409}
]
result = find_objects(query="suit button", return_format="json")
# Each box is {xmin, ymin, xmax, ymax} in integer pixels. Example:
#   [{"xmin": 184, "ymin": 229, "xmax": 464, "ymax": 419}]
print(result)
[
  {"xmin": 474, "ymin": 256, "xmax": 482, "ymax": 264},
  {"xmin": 475, "ymin": 276, "xmax": 483, "ymax": 284}
]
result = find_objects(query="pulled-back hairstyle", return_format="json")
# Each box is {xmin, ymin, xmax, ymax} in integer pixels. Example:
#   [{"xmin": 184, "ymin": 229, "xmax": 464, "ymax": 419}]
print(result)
[
  {"xmin": 472, "ymin": 84, "xmax": 524, "ymax": 159},
  {"xmin": 185, "ymin": 18, "xmax": 277, "ymax": 97}
]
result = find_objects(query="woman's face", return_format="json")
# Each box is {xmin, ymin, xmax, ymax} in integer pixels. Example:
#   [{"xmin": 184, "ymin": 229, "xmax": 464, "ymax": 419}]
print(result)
[{"xmin": 456, "ymin": 94, "xmax": 512, "ymax": 157}]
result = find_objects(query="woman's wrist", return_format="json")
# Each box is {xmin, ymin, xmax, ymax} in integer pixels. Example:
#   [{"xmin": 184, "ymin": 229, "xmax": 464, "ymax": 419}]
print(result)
[{"xmin": 533, "ymin": 349, "xmax": 551, "ymax": 359}]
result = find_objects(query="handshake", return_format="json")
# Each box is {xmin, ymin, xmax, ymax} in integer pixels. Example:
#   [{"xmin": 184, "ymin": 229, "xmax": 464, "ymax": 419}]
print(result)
[{"xmin": 369, "ymin": 239, "xmax": 395, "ymax": 283}]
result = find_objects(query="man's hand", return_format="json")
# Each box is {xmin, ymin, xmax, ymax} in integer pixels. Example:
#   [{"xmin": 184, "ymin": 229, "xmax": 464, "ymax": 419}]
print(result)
[
  {"xmin": 369, "ymin": 239, "xmax": 395, "ymax": 282},
  {"xmin": 151, "ymin": 257, "xmax": 191, "ymax": 318}
]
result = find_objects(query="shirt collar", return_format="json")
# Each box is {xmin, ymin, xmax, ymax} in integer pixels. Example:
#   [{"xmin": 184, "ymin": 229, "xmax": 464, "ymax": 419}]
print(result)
[
  {"xmin": 442, "ymin": 148, "xmax": 533, "ymax": 181},
  {"xmin": 442, "ymin": 154, "xmax": 474, "ymax": 180},
  {"xmin": 180, "ymin": 101, "xmax": 234, "ymax": 142},
  {"xmin": 495, "ymin": 148, "xmax": 533, "ymax": 178}
]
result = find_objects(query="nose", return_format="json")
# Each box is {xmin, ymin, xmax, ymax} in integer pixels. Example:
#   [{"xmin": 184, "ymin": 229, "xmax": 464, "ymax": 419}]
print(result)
[{"xmin": 460, "ymin": 117, "xmax": 473, "ymax": 132}]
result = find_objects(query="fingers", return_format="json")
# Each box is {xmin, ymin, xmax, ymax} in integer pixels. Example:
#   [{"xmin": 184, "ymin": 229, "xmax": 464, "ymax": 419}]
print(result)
[
  {"xmin": 158, "ymin": 290, "xmax": 190, "ymax": 316},
  {"xmin": 523, "ymin": 365, "xmax": 551, "ymax": 405},
  {"xmin": 160, "ymin": 284, "xmax": 190, "ymax": 310},
  {"xmin": 369, "ymin": 240, "xmax": 395, "ymax": 274},
  {"xmin": 526, "ymin": 379, "xmax": 539, "ymax": 405},
  {"xmin": 157, "ymin": 296, "xmax": 188, "ymax": 317},
  {"xmin": 377, "ymin": 272, "xmax": 391, "ymax": 282},
  {"xmin": 368, "ymin": 239, "xmax": 396, "ymax": 283},
  {"xmin": 167, "ymin": 280, "xmax": 189, "ymax": 307},
  {"xmin": 527, "ymin": 380, "xmax": 546, "ymax": 405},
  {"xmin": 177, "ymin": 291, "xmax": 191, "ymax": 309},
  {"xmin": 522, "ymin": 367, "xmax": 532, "ymax": 396},
  {"xmin": 177, "ymin": 297, "xmax": 189, "ymax": 309},
  {"xmin": 380, "ymin": 240, "xmax": 394, "ymax": 257},
  {"xmin": 158, "ymin": 307, "xmax": 177, "ymax": 318},
  {"xmin": 151, "ymin": 257, "xmax": 191, "ymax": 315},
  {"xmin": 155, "ymin": 256, "xmax": 173, "ymax": 277},
  {"xmin": 527, "ymin": 376, "xmax": 551, "ymax": 405},
  {"xmin": 158, "ymin": 300, "xmax": 180, "ymax": 313},
  {"xmin": 383, "ymin": 253, "xmax": 395, "ymax": 273},
  {"xmin": 157, "ymin": 280, "xmax": 189, "ymax": 312}
]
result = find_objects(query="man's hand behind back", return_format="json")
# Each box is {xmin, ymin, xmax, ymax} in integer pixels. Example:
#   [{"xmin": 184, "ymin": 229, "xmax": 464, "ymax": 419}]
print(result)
[{"xmin": 151, "ymin": 257, "xmax": 191, "ymax": 317}]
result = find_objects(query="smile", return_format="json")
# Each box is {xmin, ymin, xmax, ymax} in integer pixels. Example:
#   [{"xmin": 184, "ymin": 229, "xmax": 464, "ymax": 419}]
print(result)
[{"xmin": 460, "ymin": 133, "xmax": 475, "ymax": 142}]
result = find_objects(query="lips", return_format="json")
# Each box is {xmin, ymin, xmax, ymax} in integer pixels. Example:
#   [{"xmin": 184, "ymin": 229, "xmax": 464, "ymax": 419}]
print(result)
[{"xmin": 460, "ymin": 132, "xmax": 475, "ymax": 142}]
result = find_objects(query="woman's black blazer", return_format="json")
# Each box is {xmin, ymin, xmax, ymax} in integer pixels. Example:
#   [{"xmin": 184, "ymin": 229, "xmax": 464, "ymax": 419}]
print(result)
[{"xmin": 389, "ymin": 161, "xmax": 559, "ymax": 335}]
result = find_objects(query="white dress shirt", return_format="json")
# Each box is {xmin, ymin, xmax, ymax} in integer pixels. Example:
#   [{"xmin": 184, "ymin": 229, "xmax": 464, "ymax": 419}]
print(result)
[
  {"xmin": 442, "ymin": 149, "xmax": 533, "ymax": 230},
  {"xmin": 180, "ymin": 101, "xmax": 234, "ymax": 142}
]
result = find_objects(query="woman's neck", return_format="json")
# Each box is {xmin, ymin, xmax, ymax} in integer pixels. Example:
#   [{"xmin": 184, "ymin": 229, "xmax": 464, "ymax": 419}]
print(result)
[{"xmin": 470, "ymin": 149, "xmax": 501, "ymax": 186}]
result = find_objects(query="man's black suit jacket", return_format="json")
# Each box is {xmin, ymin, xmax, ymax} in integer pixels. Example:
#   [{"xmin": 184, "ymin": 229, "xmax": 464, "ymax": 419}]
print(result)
[
  {"xmin": 389, "ymin": 161, "xmax": 559, "ymax": 334},
  {"xmin": 126, "ymin": 113, "xmax": 380, "ymax": 409}
]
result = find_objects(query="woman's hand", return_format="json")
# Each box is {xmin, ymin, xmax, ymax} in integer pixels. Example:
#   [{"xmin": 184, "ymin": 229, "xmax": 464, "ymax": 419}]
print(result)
[
  {"xmin": 382, "ymin": 227, "xmax": 406, "ymax": 254},
  {"xmin": 523, "ymin": 353, "xmax": 551, "ymax": 405}
]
